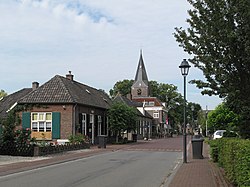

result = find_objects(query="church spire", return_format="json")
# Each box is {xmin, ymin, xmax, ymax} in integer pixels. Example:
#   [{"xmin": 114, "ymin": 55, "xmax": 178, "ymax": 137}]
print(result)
[
  {"xmin": 131, "ymin": 50, "xmax": 150, "ymax": 98},
  {"xmin": 134, "ymin": 50, "xmax": 149, "ymax": 85}
]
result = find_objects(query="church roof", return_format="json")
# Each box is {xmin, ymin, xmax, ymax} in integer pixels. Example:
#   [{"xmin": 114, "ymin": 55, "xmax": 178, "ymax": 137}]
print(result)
[{"xmin": 133, "ymin": 50, "xmax": 149, "ymax": 87}]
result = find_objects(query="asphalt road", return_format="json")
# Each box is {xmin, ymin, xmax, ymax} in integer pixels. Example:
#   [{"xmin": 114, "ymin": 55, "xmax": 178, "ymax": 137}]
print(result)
[{"xmin": 0, "ymin": 149, "xmax": 182, "ymax": 187}]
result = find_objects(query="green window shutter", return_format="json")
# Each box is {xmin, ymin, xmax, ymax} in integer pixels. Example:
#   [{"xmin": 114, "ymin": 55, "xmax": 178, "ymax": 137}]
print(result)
[
  {"xmin": 52, "ymin": 112, "xmax": 61, "ymax": 139},
  {"xmin": 22, "ymin": 112, "xmax": 31, "ymax": 129}
]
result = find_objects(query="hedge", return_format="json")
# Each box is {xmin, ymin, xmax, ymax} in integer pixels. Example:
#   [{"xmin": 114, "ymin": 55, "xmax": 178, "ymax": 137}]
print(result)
[{"xmin": 209, "ymin": 138, "xmax": 250, "ymax": 187}]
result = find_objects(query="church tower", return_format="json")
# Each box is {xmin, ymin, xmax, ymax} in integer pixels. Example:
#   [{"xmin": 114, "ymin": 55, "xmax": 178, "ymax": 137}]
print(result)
[{"xmin": 131, "ymin": 50, "xmax": 150, "ymax": 99}]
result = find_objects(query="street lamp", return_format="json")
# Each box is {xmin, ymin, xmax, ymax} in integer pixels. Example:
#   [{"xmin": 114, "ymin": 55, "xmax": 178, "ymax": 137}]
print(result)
[{"xmin": 179, "ymin": 59, "xmax": 191, "ymax": 163}]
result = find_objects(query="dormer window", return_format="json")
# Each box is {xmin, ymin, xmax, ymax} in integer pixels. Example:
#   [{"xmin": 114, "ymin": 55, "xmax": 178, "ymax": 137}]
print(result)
[
  {"xmin": 85, "ymin": 89, "xmax": 90, "ymax": 94},
  {"xmin": 153, "ymin": 112, "xmax": 159, "ymax": 118},
  {"xmin": 149, "ymin": 101, "xmax": 155, "ymax": 106}
]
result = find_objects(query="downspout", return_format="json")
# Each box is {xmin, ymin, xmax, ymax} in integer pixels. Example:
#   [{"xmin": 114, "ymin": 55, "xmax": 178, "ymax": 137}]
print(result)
[{"xmin": 72, "ymin": 103, "xmax": 77, "ymax": 136}]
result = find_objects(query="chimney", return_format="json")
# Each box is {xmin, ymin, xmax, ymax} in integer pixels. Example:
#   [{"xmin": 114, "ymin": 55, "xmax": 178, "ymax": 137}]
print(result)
[
  {"xmin": 66, "ymin": 71, "xmax": 74, "ymax": 81},
  {"xmin": 32, "ymin": 82, "xmax": 39, "ymax": 90}
]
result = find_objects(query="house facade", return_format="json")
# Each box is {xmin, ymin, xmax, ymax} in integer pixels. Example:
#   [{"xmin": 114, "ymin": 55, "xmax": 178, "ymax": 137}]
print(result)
[
  {"xmin": 113, "ymin": 94, "xmax": 153, "ymax": 140},
  {"xmin": 18, "ymin": 72, "xmax": 112, "ymax": 144}
]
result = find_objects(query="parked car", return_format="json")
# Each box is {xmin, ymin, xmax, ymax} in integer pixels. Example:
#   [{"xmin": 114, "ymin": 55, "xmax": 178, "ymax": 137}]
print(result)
[
  {"xmin": 213, "ymin": 130, "xmax": 226, "ymax": 139},
  {"xmin": 213, "ymin": 130, "xmax": 238, "ymax": 139}
]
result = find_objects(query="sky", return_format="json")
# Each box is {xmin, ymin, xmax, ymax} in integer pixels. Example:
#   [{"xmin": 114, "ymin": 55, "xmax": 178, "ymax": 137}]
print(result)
[{"xmin": 0, "ymin": 0, "xmax": 222, "ymax": 110}]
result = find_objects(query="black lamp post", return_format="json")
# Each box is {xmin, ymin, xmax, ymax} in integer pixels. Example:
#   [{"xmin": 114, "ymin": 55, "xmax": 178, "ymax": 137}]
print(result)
[{"xmin": 179, "ymin": 59, "xmax": 191, "ymax": 163}]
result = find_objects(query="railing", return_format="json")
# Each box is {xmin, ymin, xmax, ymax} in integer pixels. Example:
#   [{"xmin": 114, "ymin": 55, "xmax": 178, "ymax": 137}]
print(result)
[
  {"xmin": 0, "ymin": 142, "xmax": 90, "ymax": 157},
  {"xmin": 0, "ymin": 143, "xmax": 35, "ymax": 156},
  {"xmin": 35, "ymin": 143, "xmax": 90, "ymax": 156}
]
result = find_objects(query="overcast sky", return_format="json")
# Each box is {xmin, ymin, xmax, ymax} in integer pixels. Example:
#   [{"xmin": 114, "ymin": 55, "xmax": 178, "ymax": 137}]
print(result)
[{"xmin": 0, "ymin": 0, "xmax": 222, "ymax": 110}]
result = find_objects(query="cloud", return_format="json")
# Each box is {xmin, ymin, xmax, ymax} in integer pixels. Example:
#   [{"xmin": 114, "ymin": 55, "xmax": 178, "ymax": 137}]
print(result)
[{"xmin": 0, "ymin": 0, "xmax": 221, "ymax": 109}]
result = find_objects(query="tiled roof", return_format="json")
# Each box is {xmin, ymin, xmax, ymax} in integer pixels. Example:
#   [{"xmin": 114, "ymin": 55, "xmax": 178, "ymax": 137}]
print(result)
[
  {"xmin": 19, "ymin": 75, "xmax": 112, "ymax": 109},
  {"xmin": 113, "ymin": 94, "xmax": 142, "ymax": 107},
  {"xmin": 132, "ymin": 97, "xmax": 163, "ymax": 106},
  {"xmin": 113, "ymin": 94, "xmax": 152, "ymax": 119},
  {"xmin": 0, "ymin": 88, "xmax": 32, "ymax": 119}
]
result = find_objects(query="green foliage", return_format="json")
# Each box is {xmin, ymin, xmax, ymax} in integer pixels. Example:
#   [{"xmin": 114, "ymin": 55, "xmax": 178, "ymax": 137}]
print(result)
[
  {"xmin": 235, "ymin": 140, "xmax": 250, "ymax": 186},
  {"xmin": 1, "ymin": 111, "xmax": 19, "ymax": 145},
  {"xmin": 209, "ymin": 138, "xmax": 250, "ymax": 186},
  {"xmin": 125, "ymin": 107, "xmax": 137, "ymax": 132},
  {"xmin": 0, "ymin": 89, "xmax": 7, "ymax": 98},
  {"xmin": 197, "ymin": 110, "xmax": 206, "ymax": 132},
  {"xmin": 68, "ymin": 134, "xmax": 86, "ymax": 144},
  {"xmin": 109, "ymin": 79, "xmax": 195, "ymax": 130},
  {"xmin": 109, "ymin": 79, "xmax": 134, "ymax": 98},
  {"xmin": 150, "ymin": 82, "xmax": 181, "ymax": 103},
  {"xmin": 1, "ymin": 111, "xmax": 35, "ymax": 146},
  {"xmin": 209, "ymin": 139, "xmax": 219, "ymax": 162},
  {"xmin": 207, "ymin": 103, "xmax": 241, "ymax": 134},
  {"xmin": 15, "ymin": 128, "xmax": 36, "ymax": 145},
  {"xmin": 108, "ymin": 102, "xmax": 138, "ymax": 142},
  {"xmin": 174, "ymin": 0, "xmax": 250, "ymax": 138}
]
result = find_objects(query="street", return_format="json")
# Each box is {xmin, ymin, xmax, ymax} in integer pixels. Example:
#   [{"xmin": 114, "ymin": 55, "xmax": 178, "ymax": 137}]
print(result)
[{"xmin": 0, "ymin": 137, "xmax": 187, "ymax": 187}]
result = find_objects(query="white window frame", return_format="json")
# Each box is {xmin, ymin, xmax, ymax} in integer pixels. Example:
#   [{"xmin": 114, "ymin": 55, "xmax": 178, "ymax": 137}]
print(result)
[
  {"xmin": 90, "ymin": 114, "xmax": 94, "ymax": 144},
  {"xmin": 153, "ymin": 112, "xmax": 159, "ymax": 119},
  {"xmin": 82, "ymin": 113, "xmax": 87, "ymax": 135},
  {"xmin": 31, "ymin": 112, "xmax": 52, "ymax": 132}
]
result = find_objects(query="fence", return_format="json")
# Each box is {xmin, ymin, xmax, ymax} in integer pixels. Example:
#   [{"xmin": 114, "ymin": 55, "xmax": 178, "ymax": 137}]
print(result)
[{"xmin": 0, "ymin": 142, "xmax": 90, "ymax": 157}]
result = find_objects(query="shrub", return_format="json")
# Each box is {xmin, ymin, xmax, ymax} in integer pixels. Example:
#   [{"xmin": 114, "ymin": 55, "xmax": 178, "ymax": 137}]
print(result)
[
  {"xmin": 218, "ymin": 139, "xmax": 238, "ymax": 184},
  {"xmin": 234, "ymin": 140, "xmax": 250, "ymax": 186},
  {"xmin": 209, "ymin": 139, "xmax": 219, "ymax": 162},
  {"xmin": 209, "ymin": 138, "xmax": 250, "ymax": 187},
  {"xmin": 68, "ymin": 134, "xmax": 87, "ymax": 144}
]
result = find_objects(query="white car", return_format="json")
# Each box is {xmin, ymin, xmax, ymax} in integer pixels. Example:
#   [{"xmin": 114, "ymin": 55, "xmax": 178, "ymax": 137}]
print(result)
[{"xmin": 213, "ymin": 130, "xmax": 226, "ymax": 139}]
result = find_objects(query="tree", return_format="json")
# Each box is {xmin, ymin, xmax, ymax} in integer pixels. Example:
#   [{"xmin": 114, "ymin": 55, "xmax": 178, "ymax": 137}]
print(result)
[
  {"xmin": 197, "ymin": 109, "xmax": 206, "ymax": 134},
  {"xmin": 1, "ymin": 111, "xmax": 19, "ymax": 145},
  {"xmin": 0, "ymin": 90, "xmax": 7, "ymax": 98},
  {"xmin": 109, "ymin": 80, "xmax": 134, "ymax": 98},
  {"xmin": 151, "ymin": 82, "xmax": 182, "ymax": 103},
  {"xmin": 207, "ymin": 103, "xmax": 241, "ymax": 134},
  {"xmin": 108, "ymin": 102, "xmax": 137, "ymax": 143},
  {"xmin": 109, "ymin": 79, "xmax": 203, "ymax": 132},
  {"xmin": 174, "ymin": 0, "xmax": 250, "ymax": 138},
  {"xmin": 186, "ymin": 102, "xmax": 202, "ymax": 129}
]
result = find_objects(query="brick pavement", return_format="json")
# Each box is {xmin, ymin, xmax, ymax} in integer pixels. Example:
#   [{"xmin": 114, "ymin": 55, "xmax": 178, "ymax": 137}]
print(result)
[{"xmin": 168, "ymin": 140, "xmax": 234, "ymax": 187}]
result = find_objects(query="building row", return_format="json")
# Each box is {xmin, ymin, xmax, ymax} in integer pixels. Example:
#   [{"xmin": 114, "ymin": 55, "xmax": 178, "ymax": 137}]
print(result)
[{"xmin": 0, "ymin": 52, "xmax": 170, "ymax": 144}]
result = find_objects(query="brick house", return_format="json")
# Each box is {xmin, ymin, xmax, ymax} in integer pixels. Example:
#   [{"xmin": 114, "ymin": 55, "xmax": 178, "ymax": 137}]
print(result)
[
  {"xmin": 0, "ymin": 88, "xmax": 33, "ymax": 138},
  {"xmin": 17, "ymin": 72, "xmax": 112, "ymax": 144}
]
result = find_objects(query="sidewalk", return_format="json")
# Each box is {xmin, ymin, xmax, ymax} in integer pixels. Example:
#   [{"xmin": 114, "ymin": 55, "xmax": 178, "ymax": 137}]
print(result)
[{"xmin": 168, "ymin": 141, "xmax": 234, "ymax": 187}]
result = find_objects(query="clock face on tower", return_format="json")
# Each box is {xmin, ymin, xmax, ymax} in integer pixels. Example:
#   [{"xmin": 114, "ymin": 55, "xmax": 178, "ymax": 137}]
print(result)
[{"xmin": 137, "ymin": 88, "xmax": 142, "ymax": 95}]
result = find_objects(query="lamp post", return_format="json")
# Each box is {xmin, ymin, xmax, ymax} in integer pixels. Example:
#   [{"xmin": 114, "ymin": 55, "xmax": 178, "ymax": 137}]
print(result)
[{"xmin": 179, "ymin": 59, "xmax": 191, "ymax": 163}]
